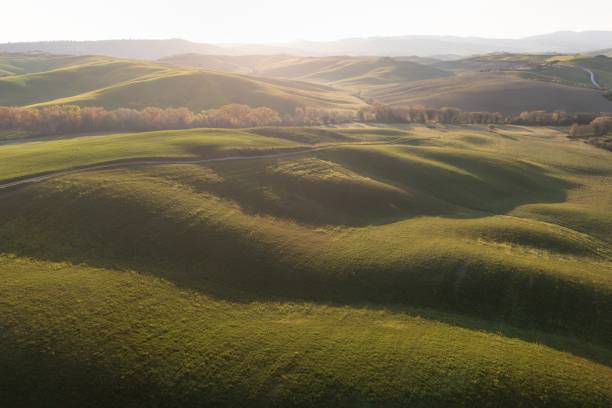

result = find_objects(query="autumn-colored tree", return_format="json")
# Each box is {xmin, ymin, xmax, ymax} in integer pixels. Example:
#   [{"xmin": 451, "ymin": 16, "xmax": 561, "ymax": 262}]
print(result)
[{"xmin": 591, "ymin": 116, "xmax": 612, "ymax": 136}]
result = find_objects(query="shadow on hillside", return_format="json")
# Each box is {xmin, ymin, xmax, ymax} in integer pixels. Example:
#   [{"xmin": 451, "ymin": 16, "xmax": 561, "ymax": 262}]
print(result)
[
  {"xmin": 0, "ymin": 147, "xmax": 606, "ymax": 367},
  {"xmin": 1, "ymin": 193, "xmax": 610, "ymax": 367},
  {"xmin": 345, "ymin": 301, "xmax": 612, "ymax": 368},
  {"xmin": 0, "ymin": 184, "xmax": 608, "ymax": 367},
  {"xmin": 178, "ymin": 145, "xmax": 577, "ymax": 227},
  {"xmin": 3, "ymin": 240, "xmax": 610, "ymax": 368},
  {"xmin": 166, "ymin": 268, "xmax": 612, "ymax": 368}
]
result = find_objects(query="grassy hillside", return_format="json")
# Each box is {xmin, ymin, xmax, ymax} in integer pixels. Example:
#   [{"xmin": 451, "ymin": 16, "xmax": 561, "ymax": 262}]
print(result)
[
  {"xmin": 2, "ymin": 257, "xmax": 611, "ymax": 407},
  {"xmin": 572, "ymin": 56, "xmax": 612, "ymax": 88},
  {"xmin": 0, "ymin": 55, "xmax": 363, "ymax": 113},
  {"xmin": 365, "ymin": 72, "xmax": 612, "ymax": 114},
  {"xmin": 159, "ymin": 53, "xmax": 612, "ymax": 114},
  {"xmin": 159, "ymin": 53, "xmax": 264, "ymax": 74},
  {"xmin": 0, "ymin": 53, "xmax": 95, "ymax": 77},
  {"xmin": 160, "ymin": 54, "xmax": 452, "ymax": 87},
  {"xmin": 516, "ymin": 56, "xmax": 612, "ymax": 89},
  {"xmin": 434, "ymin": 53, "xmax": 612, "ymax": 89},
  {"xmin": 432, "ymin": 53, "xmax": 554, "ymax": 72},
  {"xmin": 589, "ymin": 48, "xmax": 612, "ymax": 57},
  {"xmin": 0, "ymin": 125, "xmax": 611, "ymax": 406},
  {"xmin": 0, "ymin": 57, "xmax": 168, "ymax": 106},
  {"xmin": 3, "ymin": 52, "xmax": 611, "ymax": 116}
]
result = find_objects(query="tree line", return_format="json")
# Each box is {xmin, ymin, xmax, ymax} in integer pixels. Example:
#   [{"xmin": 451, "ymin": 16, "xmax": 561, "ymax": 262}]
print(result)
[
  {"xmin": 1, "ymin": 103, "xmax": 611, "ymax": 136},
  {"xmin": 0, "ymin": 105, "xmax": 282, "ymax": 135},
  {"xmin": 359, "ymin": 103, "xmax": 607, "ymax": 126},
  {"xmin": 569, "ymin": 116, "xmax": 612, "ymax": 151}
]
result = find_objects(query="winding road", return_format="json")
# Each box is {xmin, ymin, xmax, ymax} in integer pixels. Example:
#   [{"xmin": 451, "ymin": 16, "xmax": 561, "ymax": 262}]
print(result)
[
  {"xmin": 578, "ymin": 66, "xmax": 602, "ymax": 89},
  {"xmin": 0, "ymin": 137, "xmax": 415, "ymax": 192},
  {"xmin": 0, "ymin": 148, "xmax": 326, "ymax": 191}
]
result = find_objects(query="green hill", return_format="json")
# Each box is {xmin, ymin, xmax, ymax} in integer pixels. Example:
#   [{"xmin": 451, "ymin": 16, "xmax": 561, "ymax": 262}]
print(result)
[
  {"xmin": 0, "ymin": 53, "xmax": 96, "ymax": 77},
  {"xmin": 160, "ymin": 53, "xmax": 612, "ymax": 114},
  {"xmin": 365, "ymin": 72, "xmax": 612, "ymax": 114},
  {"xmin": 1, "ymin": 125, "xmax": 611, "ymax": 406},
  {"xmin": 571, "ymin": 56, "xmax": 612, "ymax": 88},
  {"xmin": 589, "ymin": 48, "xmax": 612, "ymax": 57},
  {"xmin": 0, "ymin": 54, "xmax": 363, "ymax": 113},
  {"xmin": 434, "ymin": 53, "xmax": 612, "ymax": 90},
  {"xmin": 3, "ymin": 52, "xmax": 611, "ymax": 116},
  {"xmin": 160, "ymin": 54, "xmax": 453, "ymax": 87},
  {"xmin": 0, "ymin": 57, "xmax": 169, "ymax": 106}
]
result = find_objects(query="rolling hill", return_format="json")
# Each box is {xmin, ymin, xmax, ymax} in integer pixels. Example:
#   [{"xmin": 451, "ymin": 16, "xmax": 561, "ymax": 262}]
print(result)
[
  {"xmin": 0, "ymin": 124, "xmax": 611, "ymax": 406},
  {"xmin": 160, "ymin": 54, "xmax": 453, "ymax": 88},
  {"xmin": 0, "ymin": 54, "xmax": 364, "ymax": 113},
  {"xmin": 435, "ymin": 53, "xmax": 612, "ymax": 89},
  {"xmin": 591, "ymin": 48, "xmax": 612, "ymax": 57},
  {"xmin": 159, "ymin": 52, "xmax": 612, "ymax": 114},
  {"xmin": 570, "ymin": 56, "xmax": 612, "ymax": 88},
  {"xmin": 2, "ymin": 52, "xmax": 611, "ymax": 116},
  {"xmin": 365, "ymin": 71, "xmax": 612, "ymax": 114},
  {"xmin": 0, "ymin": 53, "xmax": 96, "ymax": 77}
]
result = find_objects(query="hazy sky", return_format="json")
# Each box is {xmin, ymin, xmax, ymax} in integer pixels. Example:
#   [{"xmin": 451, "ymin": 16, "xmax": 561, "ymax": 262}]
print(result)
[{"xmin": 4, "ymin": 0, "xmax": 612, "ymax": 43}]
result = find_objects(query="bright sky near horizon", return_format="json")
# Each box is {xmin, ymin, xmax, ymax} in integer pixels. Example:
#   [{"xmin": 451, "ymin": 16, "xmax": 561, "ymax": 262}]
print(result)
[{"xmin": 4, "ymin": 0, "xmax": 612, "ymax": 43}]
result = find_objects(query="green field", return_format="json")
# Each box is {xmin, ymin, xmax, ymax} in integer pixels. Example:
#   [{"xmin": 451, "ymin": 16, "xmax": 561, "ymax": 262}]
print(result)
[
  {"xmin": 0, "ymin": 55, "xmax": 363, "ymax": 113},
  {"xmin": 363, "ymin": 72, "xmax": 612, "ymax": 114},
  {"xmin": 0, "ymin": 53, "xmax": 95, "ymax": 77},
  {"xmin": 2, "ymin": 52, "xmax": 612, "ymax": 116},
  {"xmin": 161, "ymin": 54, "xmax": 452, "ymax": 88},
  {"xmin": 0, "ymin": 124, "xmax": 611, "ymax": 406},
  {"xmin": 161, "ymin": 53, "xmax": 612, "ymax": 114}
]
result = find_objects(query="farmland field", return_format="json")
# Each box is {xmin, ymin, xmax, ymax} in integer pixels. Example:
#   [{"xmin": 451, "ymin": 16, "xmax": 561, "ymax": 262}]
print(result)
[{"xmin": 1, "ymin": 124, "xmax": 611, "ymax": 406}]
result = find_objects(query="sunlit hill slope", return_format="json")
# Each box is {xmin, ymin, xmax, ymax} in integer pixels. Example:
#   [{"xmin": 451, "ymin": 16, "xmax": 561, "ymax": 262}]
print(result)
[
  {"xmin": 0, "ymin": 54, "xmax": 363, "ymax": 113},
  {"xmin": 0, "ymin": 125, "xmax": 611, "ymax": 406}
]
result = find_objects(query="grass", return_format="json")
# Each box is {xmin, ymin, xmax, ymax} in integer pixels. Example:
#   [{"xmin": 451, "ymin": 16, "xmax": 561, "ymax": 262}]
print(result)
[
  {"xmin": 3, "ymin": 52, "xmax": 611, "ymax": 116},
  {"xmin": 518, "ymin": 65, "xmax": 596, "ymax": 88},
  {"xmin": 160, "ymin": 54, "xmax": 453, "ymax": 88},
  {"xmin": 364, "ymin": 72, "xmax": 612, "ymax": 115},
  {"xmin": 0, "ymin": 130, "xmax": 30, "ymax": 142},
  {"xmin": 0, "ymin": 53, "xmax": 95, "ymax": 77},
  {"xmin": 0, "ymin": 55, "xmax": 364, "ymax": 113},
  {"xmin": 572, "ymin": 57, "xmax": 612, "ymax": 88},
  {"xmin": 1, "ymin": 256, "xmax": 611, "ymax": 407},
  {"xmin": 0, "ymin": 124, "xmax": 611, "ymax": 406},
  {"xmin": 0, "ymin": 58, "xmax": 170, "ymax": 106},
  {"xmin": 0, "ymin": 128, "xmax": 303, "ymax": 181},
  {"xmin": 519, "ymin": 57, "xmax": 612, "ymax": 89},
  {"xmin": 426, "ymin": 54, "xmax": 612, "ymax": 112}
]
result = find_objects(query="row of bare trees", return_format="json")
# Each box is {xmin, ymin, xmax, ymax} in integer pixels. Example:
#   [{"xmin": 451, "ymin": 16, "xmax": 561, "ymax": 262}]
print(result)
[
  {"xmin": 2, "ymin": 103, "xmax": 611, "ymax": 136},
  {"xmin": 358, "ymin": 103, "xmax": 506, "ymax": 124},
  {"xmin": 359, "ymin": 103, "xmax": 608, "ymax": 126},
  {"xmin": 568, "ymin": 116, "xmax": 612, "ymax": 151},
  {"xmin": 591, "ymin": 116, "xmax": 612, "ymax": 136},
  {"xmin": 0, "ymin": 105, "xmax": 364, "ymax": 134},
  {"xmin": 0, "ymin": 105, "xmax": 285, "ymax": 134}
]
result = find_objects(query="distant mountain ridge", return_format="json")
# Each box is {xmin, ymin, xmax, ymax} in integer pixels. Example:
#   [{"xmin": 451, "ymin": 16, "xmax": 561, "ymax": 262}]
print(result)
[
  {"xmin": 1, "ymin": 31, "xmax": 612, "ymax": 59},
  {"xmin": 0, "ymin": 39, "xmax": 224, "ymax": 60},
  {"xmin": 286, "ymin": 31, "xmax": 612, "ymax": 56}
]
